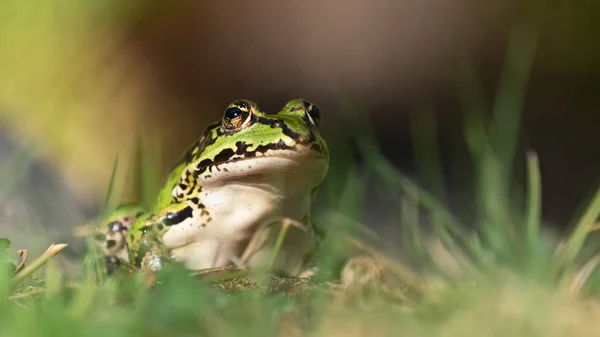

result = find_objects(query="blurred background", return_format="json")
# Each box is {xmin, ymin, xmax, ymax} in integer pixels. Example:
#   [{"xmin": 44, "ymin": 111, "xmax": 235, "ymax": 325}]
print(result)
[{"xmin": 0, "ymin": 0, "xmax": 598, "ymax": 260}]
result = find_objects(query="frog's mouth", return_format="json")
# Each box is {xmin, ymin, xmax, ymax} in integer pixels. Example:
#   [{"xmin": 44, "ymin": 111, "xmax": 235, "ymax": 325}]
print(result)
[{"xmin": 198, "ymin": 149, "xmax": 328, "ymax": 187}]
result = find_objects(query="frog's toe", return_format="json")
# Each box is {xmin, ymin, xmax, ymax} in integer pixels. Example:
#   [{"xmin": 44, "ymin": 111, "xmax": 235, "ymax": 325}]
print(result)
[
  {"xmin": 105, "ymin": 256, "xmax": 121, "ymax": 275},
  {"xmin": 141, "ymin": 251, "xmax": 171, "ymax": 273}
]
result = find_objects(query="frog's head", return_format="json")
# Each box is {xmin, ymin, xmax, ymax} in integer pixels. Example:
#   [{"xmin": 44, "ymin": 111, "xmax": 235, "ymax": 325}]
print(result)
[{"xmin": 192, "ymin": 99, "xmax": 330, "ymax": 188}]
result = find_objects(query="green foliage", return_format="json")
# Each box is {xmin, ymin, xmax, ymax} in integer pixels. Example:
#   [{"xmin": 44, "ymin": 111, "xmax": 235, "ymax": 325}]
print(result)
[{"xmin": 0, "ymin": 238, "xmax": 16, "ymax": 277}]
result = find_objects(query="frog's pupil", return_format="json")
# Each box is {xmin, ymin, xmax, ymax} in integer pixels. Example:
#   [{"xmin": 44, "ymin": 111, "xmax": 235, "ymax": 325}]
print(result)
[{"xmin": 225, "ymin": 107, "xmax": 243, "ymax": 119}]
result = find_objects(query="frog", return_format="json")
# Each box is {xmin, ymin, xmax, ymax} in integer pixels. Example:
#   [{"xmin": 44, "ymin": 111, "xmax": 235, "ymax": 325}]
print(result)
[{"xmin": 98, "ymin": 99, "xmax": 329, "ymax": 277}]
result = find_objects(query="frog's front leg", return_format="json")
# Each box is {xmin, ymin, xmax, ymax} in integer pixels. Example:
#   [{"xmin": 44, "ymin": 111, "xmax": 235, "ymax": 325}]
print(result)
[
  {"xmin": 134, "ymin": 201, "xmax": 222, "ymax": 271},
  {"xmin": 126, "ymin": 213, "xmax": 173, "ymax": 273},
  {"xmin": 137, "ymin": 234, "xmax": 172, "ymax": 273}
]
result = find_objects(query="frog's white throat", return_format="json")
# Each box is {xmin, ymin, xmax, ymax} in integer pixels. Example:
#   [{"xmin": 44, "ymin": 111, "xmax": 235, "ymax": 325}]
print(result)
[
  {"xmin": 198, "ymin": 155, "xmax": 327, "ymax": 234},
  {"xmin": 164, "ymin": 155, "xmax": 326, "ymax": 272}
]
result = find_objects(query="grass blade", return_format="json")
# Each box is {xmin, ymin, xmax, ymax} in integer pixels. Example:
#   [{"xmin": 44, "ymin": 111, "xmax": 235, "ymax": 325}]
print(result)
[
  {"xmin": 488, "ymin": 23, "xmax": 538, "ymax": 183},
  {"xmin": 553, "ymin": 182, "xmax": 600, "ymax": 280},
  {"xmin": 524, "ymin": 151, "xmax": 542, "ymax": 249},
  {"xmin": 98, "ymin": 155, "xmax": 119, "ymax": 219},
  {"xmin": 11, "ymin": 243, "xmax": 68, "ymax": 287},
  {"xmin": 136, "ymin": 133, "xmax": 162, "ymax": 209},
  {"xmin": 410, "ymin": 103, "xmax": 448, "ymax": 205}
]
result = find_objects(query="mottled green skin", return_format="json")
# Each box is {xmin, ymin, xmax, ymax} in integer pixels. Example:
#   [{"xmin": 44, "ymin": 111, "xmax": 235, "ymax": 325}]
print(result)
[{"xmin": 99, "ymin": 99, "xmax": 329, "ymax": 273}]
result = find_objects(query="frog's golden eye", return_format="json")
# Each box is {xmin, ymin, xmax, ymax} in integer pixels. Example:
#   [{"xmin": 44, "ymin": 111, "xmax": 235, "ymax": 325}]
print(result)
[
  {"xmin": 222, "ymin": 100, "xmax": 253, "ymax": 130},
  {"xmin": 303, "ymin": 100, "xmax": 321, "ymax": 127}
]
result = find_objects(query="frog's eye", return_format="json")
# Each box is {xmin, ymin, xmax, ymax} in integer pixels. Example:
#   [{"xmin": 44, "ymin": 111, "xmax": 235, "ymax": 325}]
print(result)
[
  {"xmin": 303, "ymin": 101, "xmax": 321, "ymax": 127},
  {"xmin": 222, "ymin": 100, "xmax": 253, "ymax": 130}
]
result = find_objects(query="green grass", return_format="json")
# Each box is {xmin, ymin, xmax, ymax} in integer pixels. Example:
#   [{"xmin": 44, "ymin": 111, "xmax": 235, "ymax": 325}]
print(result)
[{"xmin": 1, "ymin": 23, "xmax": 600, "ymax": 337}]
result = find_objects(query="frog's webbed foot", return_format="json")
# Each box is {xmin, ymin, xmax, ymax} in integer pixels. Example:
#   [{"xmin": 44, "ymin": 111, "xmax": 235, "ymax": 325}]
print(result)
[
  {"xmin": 137, "ymin": 241, "xmax": 175, "ymax": 287},
  {"xmin": 134, "ymin": 229, "xmax": 173, "ymax": 271},
  {"xmin": 140, "ymin": 249, "xmax": 172, "ymax": 273}
]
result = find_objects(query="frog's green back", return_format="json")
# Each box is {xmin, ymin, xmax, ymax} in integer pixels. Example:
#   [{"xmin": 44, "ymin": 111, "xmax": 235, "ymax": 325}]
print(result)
[
  {"xmin": 152, "ymin": 158, "xmax": 189, "ymax": 212},
  {"xmin": 151, "ymin": 128, "xmax": 209, "ymax": 212}
]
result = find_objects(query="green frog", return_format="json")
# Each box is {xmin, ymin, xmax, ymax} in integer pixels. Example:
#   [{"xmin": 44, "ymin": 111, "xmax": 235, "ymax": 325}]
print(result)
[{"xmin": 96, "ymin": 99, "xmax": 329, "ymax": 276}]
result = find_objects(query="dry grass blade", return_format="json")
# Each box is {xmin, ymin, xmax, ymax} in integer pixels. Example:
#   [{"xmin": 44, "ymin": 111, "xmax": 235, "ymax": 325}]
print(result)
[
  {"xmin": 11, "ymin": 243, "xmax": 68, "ymax": 286},
  {"xmin": 588, "ymin": 222, "xmax": 600, "ymax": 233},
  {"xmin": 345, "ymin": 238, "xmax": 420, "ymax": 287},
  {"xmin": 569, "ymin": 254, "xmax": 600, "ymax": 294},
  {"xmin": 239, "ymin": 217, "xmax": 309, "ymax": 268},
  {"xmin": 8, "ymin": 288, "xmax": 45, "ymax": 300},
  {"xmin": 15, "ymin": 249, "xmax": 28, "ymax": 273}
]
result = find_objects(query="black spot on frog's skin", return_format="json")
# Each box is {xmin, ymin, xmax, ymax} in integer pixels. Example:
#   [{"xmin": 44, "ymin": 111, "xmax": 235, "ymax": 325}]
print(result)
[
  {"xmin": 185, "ymin": 181, "xmax": 197, "ymax": 196},
  {"xmin": 311, "ymin": 143, "xmax": 326, "ymax": 155},
  {"xmin": 235, "ymin": 141, "xmax": 251, "ymax": 154},
  {"xmin": 255, "ymin": 116, "xmax": 302, "ymax": 142},
  {"xmin": 213, "ymin": 148, "xmax": 235, "ymax": 163},
  {"xmin": 254, "ymin": 140, "xmax": 290, "ymax": 154},
  {"xmin": 178, "ymin": 183, "xmax": 187, "ymax": 190},
  {"xmin": 163, "ymin": 206, "xmax": 194, "ymax": 227},
  {"xmin": 157, "ymin": 224, "xmax": 164, "ymax": 231},
  {"xmin": 190, "ymin": 197, "xmax": 199, "ymax": 205},
  {"xmin": 205, "ymin": 175, "xmax": 211, "ymax": 179},
  {"xmin": 198, "ymin": 203, "xmax": 205, "ymax": 209},
  {"xmin": 106, "ymin": 239, "xmax": 117, "ymax": 249},
  {"xmin": 195, "ymin": 159, "xmax": 213, "ymax": 174},
  {"xmin": 290, "ymin": 104, "xmax": 304, "ymax": 112}
]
